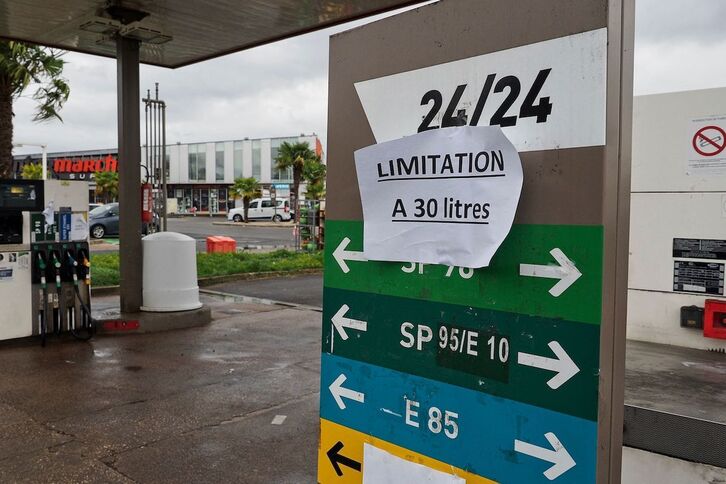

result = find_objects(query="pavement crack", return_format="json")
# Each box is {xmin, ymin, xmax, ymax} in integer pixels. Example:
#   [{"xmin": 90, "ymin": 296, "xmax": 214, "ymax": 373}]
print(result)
[
  {"xmin": 101, "ymin": 455, "xmax": 139, "ymax": 483},
  {"xmin": 183, "ymin": 390, "xmax": 320, "ymax": 433}
]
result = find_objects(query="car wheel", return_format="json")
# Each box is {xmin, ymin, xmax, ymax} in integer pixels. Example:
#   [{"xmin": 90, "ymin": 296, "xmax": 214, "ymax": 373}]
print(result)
[
  {"xmin": 233, "ymin": 214, "xmax": 243, "ymax": 222},
  {"xmin": 272, "ymin": 214, "xmax": 282, "ymax": 222},
  {"xmin": 91, "ymin": 224, "xmax": 105, "ymax": 239}
]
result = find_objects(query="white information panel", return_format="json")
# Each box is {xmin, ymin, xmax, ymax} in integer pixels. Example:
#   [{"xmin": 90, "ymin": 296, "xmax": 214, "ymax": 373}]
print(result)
[{"xmin": 355, "ymin": 28, "xmax": 607, "ymax": 152}]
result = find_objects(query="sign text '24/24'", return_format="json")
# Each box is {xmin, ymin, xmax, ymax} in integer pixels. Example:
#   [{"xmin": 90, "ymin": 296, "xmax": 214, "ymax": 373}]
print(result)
[{"xmin": 417, "ymin": 69, "xmax": 553, "ymax": 132}]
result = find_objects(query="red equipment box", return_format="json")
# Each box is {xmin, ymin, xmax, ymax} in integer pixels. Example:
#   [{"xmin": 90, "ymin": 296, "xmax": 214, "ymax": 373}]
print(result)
[
  {"xmin": 206, "ymin": 236, "xmax": 236, "ymax": 253},
  {"xmin": 704, "ymin": 299, "xmax": 726, "ymax": 339}
]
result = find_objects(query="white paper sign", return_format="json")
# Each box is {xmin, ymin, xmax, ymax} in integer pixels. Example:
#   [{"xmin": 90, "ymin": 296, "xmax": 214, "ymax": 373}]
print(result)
[
  {"xmin": 355, "ymin": 126, "xmax": 523, "ymax": 268},
  {"xmin": 70, "ymin": 213, "xmax": 88, "ymax": 241},
  {"xmin": 362, "ymin": 444, "xmax": 464, "ymax": 484}
]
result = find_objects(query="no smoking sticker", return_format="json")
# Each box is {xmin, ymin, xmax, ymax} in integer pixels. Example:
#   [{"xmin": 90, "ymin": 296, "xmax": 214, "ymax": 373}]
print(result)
[
  {"xmin": 688, "ymin": 116, "xmax": 726, "ymax": 175},
  {"xmin": 692, "ymin": 125, "xmax": 726, "ymax": 157}
]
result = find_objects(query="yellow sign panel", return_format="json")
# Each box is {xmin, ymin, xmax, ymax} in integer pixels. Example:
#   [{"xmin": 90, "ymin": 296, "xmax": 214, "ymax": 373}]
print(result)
[{"xmin": 318, "ymin": 419, "xmax": 497, "ymax": 484}]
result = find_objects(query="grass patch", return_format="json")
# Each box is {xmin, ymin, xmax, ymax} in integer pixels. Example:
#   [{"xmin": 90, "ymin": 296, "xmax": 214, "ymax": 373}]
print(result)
[{"xmin": 91, "ymin": 250, "xmax": 323, "ymax": 287}]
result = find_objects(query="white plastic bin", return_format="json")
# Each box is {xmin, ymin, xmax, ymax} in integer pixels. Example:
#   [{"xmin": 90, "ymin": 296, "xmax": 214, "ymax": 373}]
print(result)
[{"xmin": 141, "ymin": 232, "xmax": 202, "ymax": 312}]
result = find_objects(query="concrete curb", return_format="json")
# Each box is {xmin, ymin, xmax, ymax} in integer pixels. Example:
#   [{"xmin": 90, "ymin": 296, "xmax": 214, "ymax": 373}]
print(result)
[
  {"xmin": 95, "ymin": 304, "xmax": 212, "ymax": 335},
  {"xmin": 90, "ymin": 268, "xmax": 323, "ymax": 297},
  {"xmin": 199, "ymin": 288, "xmax": 322, "ymax": 312},
  {"xmin": 212, "ymin": 221, "xmax": 294, "ymax": 228}
]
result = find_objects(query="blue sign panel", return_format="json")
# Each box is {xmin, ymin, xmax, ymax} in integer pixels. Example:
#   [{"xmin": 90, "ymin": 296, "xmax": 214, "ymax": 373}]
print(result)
[{"xmin": 320, "ymin": 353, "xmax": 596, "ymax": 483}]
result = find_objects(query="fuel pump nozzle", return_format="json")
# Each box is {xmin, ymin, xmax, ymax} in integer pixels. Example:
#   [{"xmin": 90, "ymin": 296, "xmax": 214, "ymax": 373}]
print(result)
[
  {"xmin": 64, "ymin": 249, "xmax": 78, "ymax": 285},
  {"xmin": 50, "ymin": 251, "xmax": 61, "ymax": 286},
  {"xmin": 50, "ymin": 251, "xmax": 62, "ymax": 335},
  {"xmin": 36, "ymin": 252, "xmax": 47, "ymax": 289},
  {"xmin": 78, "ymin": 249, "xmax": 91, "ymax": 285},
  {"xmin": 64, "ymin": 250, "xmax": 78, "ymax": 331},
  {"xmin": 35, "ymin": 251, "xmax": 48, "ymax": 346},
  {"xmin": 70, "ymin": 247, "xmax": 94, "ymax": 341}
]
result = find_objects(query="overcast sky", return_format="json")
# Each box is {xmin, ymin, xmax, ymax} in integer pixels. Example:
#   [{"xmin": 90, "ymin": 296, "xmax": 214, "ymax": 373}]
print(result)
[{"xmin": 12, "ymin": 0, "xmax": 726, "ymax": 156}]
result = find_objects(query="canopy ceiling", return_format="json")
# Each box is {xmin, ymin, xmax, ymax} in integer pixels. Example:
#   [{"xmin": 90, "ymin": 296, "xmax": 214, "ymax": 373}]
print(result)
[{"xmin": 0, "ymin": 0, "xmax": 423, "ymax": 68}]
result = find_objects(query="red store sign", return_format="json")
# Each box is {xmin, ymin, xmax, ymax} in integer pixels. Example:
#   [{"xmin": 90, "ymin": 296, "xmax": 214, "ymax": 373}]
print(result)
[{"xmin": 52, "ymin": 155, "xmax": 118, "ymax": 180}]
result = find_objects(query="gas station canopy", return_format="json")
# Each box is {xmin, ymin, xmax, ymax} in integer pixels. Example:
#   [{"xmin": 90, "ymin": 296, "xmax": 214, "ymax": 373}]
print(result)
[{"xmin": 0, "ymin": 0, "xmax": 422, "ymax": 68}]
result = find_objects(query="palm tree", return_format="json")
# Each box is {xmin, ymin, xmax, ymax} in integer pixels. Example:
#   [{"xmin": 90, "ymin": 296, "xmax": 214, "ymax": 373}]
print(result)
[
  {"xmin": 305, "ymin": 180, "xmax": 325, "ymax": 200},
  {"xmin": 274, "ymin": 141, "xmax": 316, "ymax": 221},
  {"xmin": 230, "ymin": 177, "xmax": 260, "ymax": 223},
  {"xmin": 302, "ymin": 155, "xmax": 326, "ymax": 184},
  {"xmin": 20, "ymin": 162, "xmax": 42, "ymax": 180},
  {"xmin": 302, "ymin": 155, "xmax": 326, "ymax": 200},
  {"xmin": 0, "ymin": 41, "xmax": 70, "ymax": 178},
  {"xmin": 94, "ymin": 171, "xmax": 119, "ymax": 203}
]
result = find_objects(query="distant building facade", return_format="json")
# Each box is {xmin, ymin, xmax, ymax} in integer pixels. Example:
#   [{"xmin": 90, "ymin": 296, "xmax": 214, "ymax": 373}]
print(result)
[{"xmin": 13, "ymin": 133, "xmax": 323, "ymax": 214}]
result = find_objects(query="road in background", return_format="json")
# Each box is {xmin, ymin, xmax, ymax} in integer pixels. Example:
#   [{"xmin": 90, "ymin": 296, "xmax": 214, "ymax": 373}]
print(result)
[
  {"xmin": 205, "ymin": 274, "xmax": 323, "ymax": 308},
  {"xmin": 92, "ymin": 217, "xmax": 294, "ymax": 253},
  {"xmin": 167, "ymin": 217, "xmax": 294, "ymax": 251}
]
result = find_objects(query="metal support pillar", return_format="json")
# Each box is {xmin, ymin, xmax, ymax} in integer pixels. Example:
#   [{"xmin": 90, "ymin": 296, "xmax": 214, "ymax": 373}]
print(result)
[{"xmin": 117, "ymin": 36, "xmax": 142, "ymax": 313}]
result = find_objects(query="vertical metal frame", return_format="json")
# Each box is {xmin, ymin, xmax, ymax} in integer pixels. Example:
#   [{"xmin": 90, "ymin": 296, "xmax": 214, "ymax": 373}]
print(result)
[
  {"xmin": 599, "ymin": 0, "xmax": 635, "ymax": 481},
  {"xmin": 116, "ymin": 36, "xmax": 143, "ymax": 313}
]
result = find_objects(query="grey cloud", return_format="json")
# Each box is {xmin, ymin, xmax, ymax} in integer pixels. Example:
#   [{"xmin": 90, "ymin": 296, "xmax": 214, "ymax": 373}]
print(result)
[{"xmin": 635, "ymin": 0, "xmax": 726, "ymax": 44}]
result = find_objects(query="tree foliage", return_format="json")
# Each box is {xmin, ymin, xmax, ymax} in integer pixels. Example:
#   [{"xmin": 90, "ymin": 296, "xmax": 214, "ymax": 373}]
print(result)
[
  {"xmin": 20, "ymin": 162, "xmax": 42, "ymax": 180},
  {"xmin": 302, "ymin": 155, "xmax": 326, "ymax": 200},
  {"xmin": 0, "ymin": 41, "xmax": 70, "ymax": 177},
  {"xmin": 94, "ymin": 171, "xmax": 119, "ymax": 203},
  {"xmin": 305, "ymin": 180, "xmax": 325, "ymax": 200},
  {"xmin": 302, "ymin": 155, "xmax": 326, "ymax": 184},
  {"xmin": 274, "ymin": 141, "xmax": 317, "ymax": 221},
  {"xmin": 230, "ymin": 177, "xmax": 261, "ymax": 222}
]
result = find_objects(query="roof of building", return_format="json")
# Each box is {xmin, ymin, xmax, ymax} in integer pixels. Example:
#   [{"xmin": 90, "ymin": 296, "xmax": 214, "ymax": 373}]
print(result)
[{"xmin": 0, "ymin": 1, "xmax": 422, "ymax": 68}]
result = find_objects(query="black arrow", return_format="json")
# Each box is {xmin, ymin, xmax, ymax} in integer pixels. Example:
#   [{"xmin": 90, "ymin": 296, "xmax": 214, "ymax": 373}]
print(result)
[{"xmin": 327, "ymin": 441, "xmax": 361, "ymax": 477}]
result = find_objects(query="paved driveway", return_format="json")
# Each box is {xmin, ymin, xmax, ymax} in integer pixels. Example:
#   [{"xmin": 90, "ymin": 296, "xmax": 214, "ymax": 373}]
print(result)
[{"xmin": 0, "ymin": 295, "xmax": 320, "ymax": 483}]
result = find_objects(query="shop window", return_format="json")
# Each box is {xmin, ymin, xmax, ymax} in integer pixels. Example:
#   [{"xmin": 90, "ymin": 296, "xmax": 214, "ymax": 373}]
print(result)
[
  {"xmin": 252, "ymin": 140, "xmax": 261, "ymax": 180},
  {"xmin": 188, "ymin": 144, "xmax": 206, "ymax": 181},
  {"xmin": 233, "ymin": 141, "xmax": 243, "ymax": 179},
  {"xmin": 215, "ymin": 143, "xmax": 225, "ymax": 181}
]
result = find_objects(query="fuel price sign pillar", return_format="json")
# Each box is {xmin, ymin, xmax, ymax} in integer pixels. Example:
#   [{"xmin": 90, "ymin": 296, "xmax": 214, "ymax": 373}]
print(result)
[{"xmin": 318, "ymin": 1, "xmax": 633, "ymax": 483}]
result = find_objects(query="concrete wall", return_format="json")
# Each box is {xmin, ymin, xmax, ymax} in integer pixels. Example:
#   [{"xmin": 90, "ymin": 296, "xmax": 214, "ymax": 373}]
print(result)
[
  {"xmin": 623, "ymin": 447, "xmax": 726, "ymax": 484},
  {"xmin": 628, "ymin": 88, "xmax": 726, "ymax": 350}
]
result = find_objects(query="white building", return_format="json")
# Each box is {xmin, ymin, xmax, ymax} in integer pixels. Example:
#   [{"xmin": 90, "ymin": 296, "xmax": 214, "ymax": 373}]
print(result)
[
  {"xmin": 14, "ymin": 133, "xmax": 323, "ymax": 214},
  {"xmin": 628, "ymin": 87, "xmax": 726, "ymax": 350},
  {"xmin": 156, "ymin": 134, "xmax": 322, "ymax": 214}
]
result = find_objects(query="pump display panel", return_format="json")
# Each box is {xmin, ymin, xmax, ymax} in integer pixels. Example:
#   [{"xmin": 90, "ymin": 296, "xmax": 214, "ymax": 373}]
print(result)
[{"xmin": 0, "ymin": 180, "xmax": 44, "ymax": 212}]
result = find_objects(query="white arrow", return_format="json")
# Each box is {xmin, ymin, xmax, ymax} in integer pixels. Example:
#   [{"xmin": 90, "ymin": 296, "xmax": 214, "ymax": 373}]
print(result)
[
  {"xmin": 514, "ymin": 432, "xmax": 576, "ymax": 481},
  {"xmin": 519, "ymin": 248, "xmax": 582, "ymax": 297},
  {"xmin": 517, "ymin": 341, "xmax": 580, "ymax": 390},
  {"xmin": 333, "ymin": 237, "xmax": 367, "ymax": 274},
  {"xmin": 329, "ymin": 374, "xmax": 365, "ymax": 410},
  {"xmin": 332, "ymin": 304, "xmax": 367, "ymax": 341}
]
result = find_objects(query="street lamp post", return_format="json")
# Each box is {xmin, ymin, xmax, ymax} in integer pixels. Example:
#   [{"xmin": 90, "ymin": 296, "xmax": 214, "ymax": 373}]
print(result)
[{"xmin": 13, "ymin": 142, "xmax": 48, "ymax": 179}]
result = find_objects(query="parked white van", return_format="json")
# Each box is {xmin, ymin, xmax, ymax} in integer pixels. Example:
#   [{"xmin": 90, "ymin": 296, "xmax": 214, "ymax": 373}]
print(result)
[{"xmin": 227, "ymin": 198, "xmax": 292, "ymax": 222}]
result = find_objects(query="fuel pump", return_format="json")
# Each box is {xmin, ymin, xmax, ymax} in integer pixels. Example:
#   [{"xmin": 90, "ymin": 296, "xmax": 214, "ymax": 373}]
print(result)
[{"xmin": 0, "ymin": 179, "xmax": 92, "ymax": 345}]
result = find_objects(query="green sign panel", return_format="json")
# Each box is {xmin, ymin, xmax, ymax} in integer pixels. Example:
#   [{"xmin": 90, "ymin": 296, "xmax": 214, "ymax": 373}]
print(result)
[
  {"xmin": 324, "ymin": 220, "xmax": 603, "ymax": 324},
  {"xmin": 323, "ymin": 286, "xmax": 599, "ymax": 421}
]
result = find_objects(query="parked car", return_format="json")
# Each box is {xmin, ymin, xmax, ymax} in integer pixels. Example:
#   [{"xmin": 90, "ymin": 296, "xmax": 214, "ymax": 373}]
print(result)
[
  {"xmin": 89, "ymin": 203, "xmax": 104, "ymax": 212},
  {"xmin": 89, "ymin": 202, "xmax": 160, "ymax": 238},
  {"xmin": 227, "ymin": 198, "xmax": 292, "ymax": 222}
]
